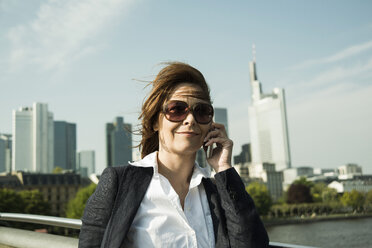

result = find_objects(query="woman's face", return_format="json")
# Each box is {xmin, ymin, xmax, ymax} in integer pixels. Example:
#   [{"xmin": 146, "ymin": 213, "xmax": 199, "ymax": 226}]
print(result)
[{"xmin": 156, "ymin": 83, "xmax": 212, "ymax": 156}]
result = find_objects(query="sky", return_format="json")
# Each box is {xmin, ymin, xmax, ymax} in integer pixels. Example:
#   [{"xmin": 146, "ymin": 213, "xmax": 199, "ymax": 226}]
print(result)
[{"xmin": 1, "ymin": 0, "xmax": 371, "ymax": 174}]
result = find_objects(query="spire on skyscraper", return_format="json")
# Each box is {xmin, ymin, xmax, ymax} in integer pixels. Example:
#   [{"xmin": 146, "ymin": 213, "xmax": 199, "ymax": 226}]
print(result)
[{"xmin": 252, "ymin": 43, "xmax": 256, "ymax": 63}]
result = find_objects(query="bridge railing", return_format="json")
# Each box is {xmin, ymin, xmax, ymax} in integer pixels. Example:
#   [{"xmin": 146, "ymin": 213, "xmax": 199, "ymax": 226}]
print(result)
[{"xmin": 0, "ymin": 212, "xmax": 318, "ymax": 248}]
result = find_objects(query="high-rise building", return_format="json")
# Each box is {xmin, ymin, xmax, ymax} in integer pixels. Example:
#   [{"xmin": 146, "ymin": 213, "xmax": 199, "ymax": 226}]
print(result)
[
  {"xmin": 248, "ymin": 60, "xmax": 291, "ymax": 171},
  {"xmin": 234, "ymin": 143, "xmax": 251, "ymax": 165},
  {"xmin": 248, "ymin": 162, "xmax": 283, "ymax": 201},
  {"xmin": 12, "ymin": 103, "xmax": 54, "ymax": 173},
  {"xmin": 214, "ymin": 108, "xmax": 229, "ymax": 136},
  {"xmin": 106, "ymin": 117, "xmax": 132, "ymax": 167},
  {"xmin": 0, "ymin": 134, "xmax": 12, "ymax": 173},
  {"xmin": 54, "ymin": 121, "xmax": 76, "ymax": 171},
  {"xmin": 77, "ymin": 150, "xmax": 95, "ymax": 177}
]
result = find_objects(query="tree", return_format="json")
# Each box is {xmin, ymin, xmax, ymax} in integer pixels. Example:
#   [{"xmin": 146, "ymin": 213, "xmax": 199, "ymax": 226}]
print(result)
[
  {"xmin": 66, "ymin": 183, "xmax": 97, "ymax": 219},
  {"xmin": 341, "ymin": 190, "xmax": 365, "ymax": 211},
  {"xmin": 365, "ymin": 190, "xmax": 372, "ymax": 204},
  {"xmin": 52, "ymin": 166, "xmax": 63, "ymax": 174},
  {"xmin": 293, "ymin": 177, "xmax": 314, "ymax": 188},
  {"xmin": 286, "ymin": 183, "xmax": 313, "ymax": 204},
  {"xmin": 246, "ymin": 182, "xmax": 272, "ymax": 215},
  {"xmin": 364, "ymin": 189, "xmax": 372, "ymax": 211},
  {"xmin": 0, "ymin": 188, "xmax": 24, "ymax": 213},
  {"xmin": 322, "ymin": 188, "xmax": 338, "ymax": 203},
  {"xmin": 19, "ymin": 190, "xmax": 51, "ymax": 215},
  {"xmin": 0, "ymin": 188, "xmax": 51, "ymax": 230},
  {"xmin": 310, "ymin": 182, "xmax": 327, "ymax": 203}
]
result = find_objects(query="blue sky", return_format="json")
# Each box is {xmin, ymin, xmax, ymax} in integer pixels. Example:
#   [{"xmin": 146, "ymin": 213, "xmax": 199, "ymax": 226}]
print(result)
[{"xmin": 1, "ymin": 0, "xmax": 371, "ymax": 174}]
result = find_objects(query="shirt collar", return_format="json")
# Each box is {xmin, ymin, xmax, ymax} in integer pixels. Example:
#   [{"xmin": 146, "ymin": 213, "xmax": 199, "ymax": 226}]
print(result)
[{"xmin": 129, "ymin": 151, "xmax": 210, "ymax": 187}]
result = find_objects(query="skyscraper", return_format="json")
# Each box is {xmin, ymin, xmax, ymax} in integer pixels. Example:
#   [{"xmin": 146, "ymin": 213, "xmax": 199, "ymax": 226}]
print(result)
[
  {"xmin": 0, "ymin": 134, "xmax": 12, "ymax": 173},
  {"xmin": 233, "ymin": 143, "xmax": 251, "ymax": 165},
  {"xmin": 12, "ymin": 103, "xmax": 54, "ymax": 173},
  {"xmin": 106, "ymin": 117, "xmax": 132, "ymax": 167},
  {"xmin": 214, "ymin": 108, "xmax": 229, "ymax": 136},
  {"xmin": 54, "ymin": 121, "xmax": 76, "ymax": 171},
  {"xmin": 248, "ymin": 61, "xmax": 291, "ymax": 171},
  {"xmin": 77, "ymin": 150, "xmax": 95, "ymax": 177}
]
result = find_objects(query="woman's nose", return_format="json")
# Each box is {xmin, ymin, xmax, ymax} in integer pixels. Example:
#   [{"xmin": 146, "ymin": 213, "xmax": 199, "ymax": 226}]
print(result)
[{"xmin": 182, "ymin": 112, "xmax": 196, "ymax": 125}]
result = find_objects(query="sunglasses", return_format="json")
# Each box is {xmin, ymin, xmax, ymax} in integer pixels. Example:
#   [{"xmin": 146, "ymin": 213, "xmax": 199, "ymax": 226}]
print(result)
[{"xmin": 162, "ymin": 100, "xmax": 214, "ymax": 124}]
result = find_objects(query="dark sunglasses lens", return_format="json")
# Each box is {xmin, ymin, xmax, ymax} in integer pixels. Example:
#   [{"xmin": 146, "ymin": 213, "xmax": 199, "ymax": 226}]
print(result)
[
  {"xmin": 194, "ymin": 103, "xmax": 213, "ymax": 124},
  {"xmin": 165, "ymin": 101, "xmax": 188, "ymax": 121}
]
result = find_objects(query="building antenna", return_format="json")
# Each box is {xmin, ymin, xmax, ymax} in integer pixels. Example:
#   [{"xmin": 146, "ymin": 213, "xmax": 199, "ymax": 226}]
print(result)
[{"xmin": 252, "ymin": 43, "xmax": 256, "ymax": 62}]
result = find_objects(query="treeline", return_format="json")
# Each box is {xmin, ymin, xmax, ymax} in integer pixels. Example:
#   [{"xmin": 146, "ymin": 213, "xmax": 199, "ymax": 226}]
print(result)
[
  {"xmin": 246, "ymin": 177, "xmax": 372, "ymax": 218},
  {"xmin": 0, "ymin": 188, "xmax": 51, "ymax": 230},
  {"xmin": 2, "ymin": 177, "xmax": 372, "ymax": 222},
  {"xmin": 0, "ymin": 188, "xmax": 50, "ymax": 215}
]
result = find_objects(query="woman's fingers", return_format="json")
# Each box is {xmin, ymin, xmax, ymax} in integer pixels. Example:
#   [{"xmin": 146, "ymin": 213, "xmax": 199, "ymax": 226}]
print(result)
[
  {"xmin": 203, "ymin": 130, "xmax": 220, "ymax": 142},
  {"xmin": 212, "ymin": 122, "xmax": 226, "ymax": 131},
  {"xmin": 204, "ymin": 136, "xmax": 233, "ymax": 148}
]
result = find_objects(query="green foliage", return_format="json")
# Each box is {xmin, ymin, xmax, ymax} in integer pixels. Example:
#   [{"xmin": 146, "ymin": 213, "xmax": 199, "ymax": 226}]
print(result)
[
  {"xmin": 66, "ymin": 183, "xmax": 97, "ymax": 219},
  {"xmin": 309, "ymin": 182, "xmax": 339, "ymax": 204},
  {"xmin": 18, "ymin": 190, "xmax": 51, "ymax": 215},
  {"xmin": 0, "ymin": 188, "xmax": 24, "ymax": 213},
  {"xmin": 364, "ymin": 190, "xmax": 372, "ymax": 211},
  {"xmin": 0, "ymin": 188, "xmax": 50, "ymax": 215},
  {"xmin": 310, "ymin": 182, "xmax": 327, "ymax": 203},
  {"xmin": 341, "ymin": 190, "xmax": 365, "ymax": 211},
  {"xmin": 365, "ymin": 190, "xmax": 372, "ymax": 204},
  {"xmin": 287, "ymin": 183, "xmax": 313, "ymax": 204},
  {"xmin": 52, "ymin": 166, "xmax": 63, "ymax": 174},
  {"xmin": 293, "ymin": 177, "xmax": 314, "ymax": 188},
  {"xmin": 322, "ymin": 187, "xmax": 339, "ymax": 203},
  {"xmin": 270, "ymin": 202, "xmax": 345, "ymax": 218},
  {"xmin": 246, "ymin": 182, "xmax": 272, "ymax": 216}
]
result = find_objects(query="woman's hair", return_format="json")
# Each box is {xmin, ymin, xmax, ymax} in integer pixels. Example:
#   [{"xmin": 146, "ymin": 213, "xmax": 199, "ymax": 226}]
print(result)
[{"xmin": 138, "ymin": 62, "xmax": 211, "ymax": 158}]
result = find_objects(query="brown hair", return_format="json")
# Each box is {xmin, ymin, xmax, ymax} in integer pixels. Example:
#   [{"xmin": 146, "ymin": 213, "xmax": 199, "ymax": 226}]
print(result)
[{"xmin": 138, "ymin": 62, "xmax": 211, "ymax": 158}]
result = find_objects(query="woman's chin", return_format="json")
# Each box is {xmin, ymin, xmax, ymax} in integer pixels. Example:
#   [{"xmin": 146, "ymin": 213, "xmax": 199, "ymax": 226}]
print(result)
[{"xmin": 173, "ymin": 145, "xmax": 201, "ymax": 155}]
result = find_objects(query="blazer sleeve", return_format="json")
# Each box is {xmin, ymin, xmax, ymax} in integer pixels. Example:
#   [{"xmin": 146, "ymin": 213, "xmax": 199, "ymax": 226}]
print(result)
[
  {"xmin": 78, "ymin": 167, "xmax": 119, "ymax": 248},
  {"xmin": 214, "ymin": 167, "xmax": 269, "ymax": 248}
]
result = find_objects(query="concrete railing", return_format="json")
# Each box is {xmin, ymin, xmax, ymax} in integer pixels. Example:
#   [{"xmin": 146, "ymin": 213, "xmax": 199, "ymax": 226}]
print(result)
[
  {"xmin": 0, "ymin": 212, "xmax": 318, "ymax": 248},
  {"xmin": 0, "ymin": 226, "xmax": 78, "ymax": 248}
]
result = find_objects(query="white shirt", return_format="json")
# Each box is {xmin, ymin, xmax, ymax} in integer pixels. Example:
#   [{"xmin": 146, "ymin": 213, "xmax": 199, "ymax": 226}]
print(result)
[{"xmin": 123, "ymin": 151, "xmax": 215, "ymax": 248}]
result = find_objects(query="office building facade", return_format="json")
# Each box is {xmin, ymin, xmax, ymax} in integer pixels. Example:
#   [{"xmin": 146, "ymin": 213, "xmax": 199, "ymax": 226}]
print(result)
[
  {"xmin": 248, "ymin": 162, "xmax": 283, "ymax": 201},
  {"xmin": 214, "ymin": 108, "xmax": 229, "ymax": 136},
  {"xmin": 12, "ymin": 103, "xmax": 54, "ymax": 173},
  {"xmin": 0, "ymin": 134, "xmax": 12, "ymax": 173},
  {"xmin": 106, "ymin": 117, "xmax": 132, "ymax": 167},
  {"xmin": 248, "ymin": 61, "xmax": 291, "ymax": 171},
  {"xmin": 234, "ymin": 143, "xmax": 251, "ymax": 165},
  {"xmin": 77, "ymin": 150, "xmax": 95, "ymax": 177},
  {"xmin": 54, "ymin": 121, "xmax": 76, "ymax": 171}
]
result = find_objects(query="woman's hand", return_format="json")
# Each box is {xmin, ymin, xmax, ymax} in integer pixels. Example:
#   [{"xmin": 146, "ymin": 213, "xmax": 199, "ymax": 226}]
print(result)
[{"xmin": 203, "ymin": 122, "xmax": 233, "ymax": 173}]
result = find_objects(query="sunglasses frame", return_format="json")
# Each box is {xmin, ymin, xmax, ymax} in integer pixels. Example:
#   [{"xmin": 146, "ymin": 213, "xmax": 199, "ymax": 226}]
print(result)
[{"xmin": 162, "ymin": 100, "xmax": 214, "ymax": 124}]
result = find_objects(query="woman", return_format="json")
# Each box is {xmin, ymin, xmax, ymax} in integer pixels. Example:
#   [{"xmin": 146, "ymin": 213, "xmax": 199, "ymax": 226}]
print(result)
[{"xmin": 79, "ymin": 62, "xmax": 269, "ymax": 248}]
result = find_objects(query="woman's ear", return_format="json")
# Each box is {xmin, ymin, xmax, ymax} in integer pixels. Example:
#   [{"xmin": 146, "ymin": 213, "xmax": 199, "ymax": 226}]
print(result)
[
  {"xmin": 153, "ymin": 118, "xmax": 159, "ymax": 131},
  {"xmin": 153, "ymin": 122, "xmax": 158, "ymax": 132}
]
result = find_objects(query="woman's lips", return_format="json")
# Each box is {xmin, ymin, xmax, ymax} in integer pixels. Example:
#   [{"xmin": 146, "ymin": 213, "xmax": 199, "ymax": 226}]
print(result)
[{"xmin": 176, "ymin": 132, "xmax": 199, "ymax": 136}]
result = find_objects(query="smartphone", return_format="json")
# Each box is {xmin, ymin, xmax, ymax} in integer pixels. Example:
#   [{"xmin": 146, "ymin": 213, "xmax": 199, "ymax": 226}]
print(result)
[
  {"xmin": 204, "ymin": 126, "xmax": 215, "ymax": 158},
  {"xmin": 207, "ymin": 143, "xmax": 214, "ymax": 158}
]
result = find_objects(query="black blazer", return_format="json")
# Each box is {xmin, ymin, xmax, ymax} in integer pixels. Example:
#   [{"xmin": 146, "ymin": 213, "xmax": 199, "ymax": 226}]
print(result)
[{"xmin": 79, "ymin": 165, "xmax": 269, "ymax": 248}]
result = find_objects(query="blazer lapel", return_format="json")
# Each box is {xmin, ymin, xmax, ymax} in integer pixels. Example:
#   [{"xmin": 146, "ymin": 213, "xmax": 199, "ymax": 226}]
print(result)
[{"xmin": 202, "ymin": 177, "xmax": 230, "ymax": 248}]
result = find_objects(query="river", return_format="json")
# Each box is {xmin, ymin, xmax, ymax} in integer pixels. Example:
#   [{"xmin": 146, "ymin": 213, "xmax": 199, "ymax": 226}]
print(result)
[{"xmin": 266, "ymin": 217, "xmax": 372, "ymax": 248}]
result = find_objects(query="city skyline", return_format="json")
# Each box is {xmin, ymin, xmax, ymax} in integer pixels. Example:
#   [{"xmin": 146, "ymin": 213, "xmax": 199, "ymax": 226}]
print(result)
[{"xmin": 0, "ymin": 1, "xmax": 371, "ymax": 174}]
